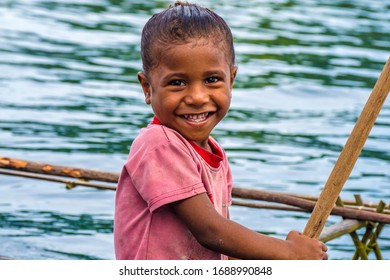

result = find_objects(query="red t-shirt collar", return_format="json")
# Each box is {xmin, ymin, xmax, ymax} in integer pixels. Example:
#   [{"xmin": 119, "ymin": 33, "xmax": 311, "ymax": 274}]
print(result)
[{"xmin": 150, "ymin": 116, "xmax": 223, "ymax": 168}]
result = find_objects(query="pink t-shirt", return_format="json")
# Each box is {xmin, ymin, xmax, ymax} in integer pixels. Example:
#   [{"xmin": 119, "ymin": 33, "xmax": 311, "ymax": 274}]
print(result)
[{"xmin": 114, "ymin": 123, "xmax": 233, "ymax": 260}]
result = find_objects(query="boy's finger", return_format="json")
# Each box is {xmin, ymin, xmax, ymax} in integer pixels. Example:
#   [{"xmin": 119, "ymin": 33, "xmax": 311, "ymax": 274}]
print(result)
[{"xmin": 321, "ymin": 242, "xmax": 328, "ymax": 252}]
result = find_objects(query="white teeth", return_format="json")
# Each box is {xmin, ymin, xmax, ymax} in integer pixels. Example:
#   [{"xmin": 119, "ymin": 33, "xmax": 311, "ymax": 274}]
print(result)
[{"xmin": 183, "ymin": 113, "xmax": 209, "ymax": 122}]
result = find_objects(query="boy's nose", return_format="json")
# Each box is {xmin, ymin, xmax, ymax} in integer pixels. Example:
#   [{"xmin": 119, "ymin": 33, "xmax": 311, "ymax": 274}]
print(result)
[{"xmin": 185, "ymin": 86, "xmax": 209, "ymax": 106}]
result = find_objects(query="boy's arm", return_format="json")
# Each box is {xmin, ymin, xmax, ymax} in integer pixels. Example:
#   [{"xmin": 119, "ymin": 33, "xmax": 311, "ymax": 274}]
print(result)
[
  {"xmin": 226, "ymin": 210, "xmax": 240, "ymax": 260},
  {"xmin": 172, "ymin": 193, "xmax": 327, "ymax": 260}
]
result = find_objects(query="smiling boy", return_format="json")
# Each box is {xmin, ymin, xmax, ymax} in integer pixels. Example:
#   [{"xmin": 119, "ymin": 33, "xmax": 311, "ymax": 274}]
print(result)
[{"xmin": 114, "ymin": 1, "xmax": 327, "ymax": 260}]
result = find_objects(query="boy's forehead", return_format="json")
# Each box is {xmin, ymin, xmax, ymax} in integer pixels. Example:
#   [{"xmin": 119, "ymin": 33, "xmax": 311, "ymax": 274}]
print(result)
[{"xmin": 152, "ymin": 38, "xmax": 231, "ymax": 66}]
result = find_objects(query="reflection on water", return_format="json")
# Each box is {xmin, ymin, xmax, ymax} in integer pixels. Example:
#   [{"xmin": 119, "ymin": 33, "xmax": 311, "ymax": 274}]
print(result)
[{"xmin": 0, "ymin": 0, "xmax": 389, "ymax": 259}]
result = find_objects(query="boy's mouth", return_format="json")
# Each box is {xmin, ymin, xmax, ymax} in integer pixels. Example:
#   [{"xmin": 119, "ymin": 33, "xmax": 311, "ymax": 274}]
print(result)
[{"xmin": 182, "ymin": 112, "xmax": 211, "ymax": 122}]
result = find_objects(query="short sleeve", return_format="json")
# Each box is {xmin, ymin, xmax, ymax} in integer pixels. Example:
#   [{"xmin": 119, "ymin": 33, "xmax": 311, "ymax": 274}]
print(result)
[{"xmin": 127, "ymin": 141, "xmax": 207, "ymax": 212}]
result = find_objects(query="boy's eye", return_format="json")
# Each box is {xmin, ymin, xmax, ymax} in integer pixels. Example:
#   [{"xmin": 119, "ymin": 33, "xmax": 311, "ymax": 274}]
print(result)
[
  {"xmin": 169, "ymin": 80, "xmax": 186, "ymax": 86},
  {"xmin": 205, "ymin": 77, "xmax": 219, "ymax": 84}
]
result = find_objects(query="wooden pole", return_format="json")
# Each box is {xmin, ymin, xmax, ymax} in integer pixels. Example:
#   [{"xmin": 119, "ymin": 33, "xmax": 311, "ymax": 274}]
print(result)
[
  {"xmin": 318, "ymin": 219, "xmax": 367, "ymax": 243},
  {"xmin": 303, "ymin": 57, "xmax": 390, "ymax": 238},
  {"xmin": 232, "ymin": 187, "xmax": 390, "ymax": 224},
  {"xmin": 0, "ymin": 156, "xmax": 119, "ymax": 183},
  {"xmin": 0, "ymin": 169, "xmax": 116, "ymax": 190}
]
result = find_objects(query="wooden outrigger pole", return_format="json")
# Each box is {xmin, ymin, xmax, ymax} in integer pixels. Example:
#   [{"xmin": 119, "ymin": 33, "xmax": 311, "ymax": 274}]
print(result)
[{"xmin": 0, "ymin": 157, "xmax": 118, "ymax": 183}]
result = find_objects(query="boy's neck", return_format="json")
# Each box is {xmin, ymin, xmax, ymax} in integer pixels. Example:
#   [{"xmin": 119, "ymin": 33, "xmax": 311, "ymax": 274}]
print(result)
[
  {"xmin": 151, "ymin": 116, "xmax": 163, "ymax": 125},
  {"xmin": 151, "ymin": 116, "xmax": 211, "ymax": 148},
  {"xmin": 150, "ymin": 116, "xmax": 223, "ymax": 168}
]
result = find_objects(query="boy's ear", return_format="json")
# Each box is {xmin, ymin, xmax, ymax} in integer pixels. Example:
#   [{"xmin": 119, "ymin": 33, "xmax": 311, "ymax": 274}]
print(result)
[
  {"xmin": 137, "ymin": 72, "xmax": 151, "ymax": 104},
  {"xmin": 230, "ymin": 66, "xmax": 238, "ymax": 89}
]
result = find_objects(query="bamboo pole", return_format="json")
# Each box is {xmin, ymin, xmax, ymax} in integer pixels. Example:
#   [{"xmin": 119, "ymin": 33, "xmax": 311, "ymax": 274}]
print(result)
[
  {"xmin": 336, "ymin": 195, "xmax": 371, "ymax": 259},
  {"xmin": 303, "ymin": 57, "xmax": 390, "ymax": 238},
  {"xmin": 319, "ymin": 219, "xmax": 367, "ymax": 243},
  {"xmin": 351, "ymin": 231, "xmax": 369, "ymax": 260},
  {"xmin": 355, "ymin": 200, "xmax": 386, "ymax": 260}
]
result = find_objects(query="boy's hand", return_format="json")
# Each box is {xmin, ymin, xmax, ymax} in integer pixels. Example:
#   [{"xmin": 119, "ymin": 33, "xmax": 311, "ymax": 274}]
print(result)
[{"xmin": 285, "ymin": 230, "xmax": 328, "ymax": 260}]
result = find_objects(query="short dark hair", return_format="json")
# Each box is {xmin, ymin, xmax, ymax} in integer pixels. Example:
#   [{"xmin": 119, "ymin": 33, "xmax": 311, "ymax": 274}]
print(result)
[{"xmin": 140, "ymin": 1, "xmax": 235, "ymax": 74}]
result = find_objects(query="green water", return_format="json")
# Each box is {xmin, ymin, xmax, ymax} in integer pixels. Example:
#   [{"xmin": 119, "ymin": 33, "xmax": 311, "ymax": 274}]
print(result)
[{"xmin": 0, "ymin": 0, "xmax": 389, "ymax": 259}]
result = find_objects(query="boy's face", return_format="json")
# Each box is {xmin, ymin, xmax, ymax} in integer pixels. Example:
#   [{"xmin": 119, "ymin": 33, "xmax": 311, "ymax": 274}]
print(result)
[{"xmin": 138, "ymin": 39, "xmax": 237, "ymax": 151}]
